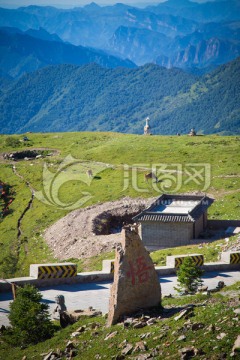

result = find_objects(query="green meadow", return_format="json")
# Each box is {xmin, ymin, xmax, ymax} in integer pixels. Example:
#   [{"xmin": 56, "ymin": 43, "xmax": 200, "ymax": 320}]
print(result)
[{"xmin": 0, "ymin": 132, "xmax": 239, "ymax": 277}]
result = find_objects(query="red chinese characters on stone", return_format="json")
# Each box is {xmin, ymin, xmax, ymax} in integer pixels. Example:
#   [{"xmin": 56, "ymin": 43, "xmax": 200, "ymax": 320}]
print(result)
[{"xmin": 127, "ymin": 256, "xmax": 152, "ymax": 285}]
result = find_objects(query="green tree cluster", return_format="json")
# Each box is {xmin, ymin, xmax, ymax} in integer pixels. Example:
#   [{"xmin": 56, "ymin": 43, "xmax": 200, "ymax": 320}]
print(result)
[
  {"xmin": 175, "ymin": 257, "xmax": 204, "ymax": 293},
  {"xmin": 4, "ymin": 285, "xmax": 55, "ymax": 347}
]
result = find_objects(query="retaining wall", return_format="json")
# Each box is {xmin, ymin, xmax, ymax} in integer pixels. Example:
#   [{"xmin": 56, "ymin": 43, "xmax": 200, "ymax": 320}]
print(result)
[{"xmin": 207, "ymin": 219, "xmax": 240, "ymax": 230}]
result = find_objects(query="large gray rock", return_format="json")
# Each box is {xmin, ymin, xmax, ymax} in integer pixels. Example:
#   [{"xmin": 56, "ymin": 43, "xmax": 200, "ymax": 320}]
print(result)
[{"xmin": 107, "ymin": 225, "xmax": 161, "ymax": 326}]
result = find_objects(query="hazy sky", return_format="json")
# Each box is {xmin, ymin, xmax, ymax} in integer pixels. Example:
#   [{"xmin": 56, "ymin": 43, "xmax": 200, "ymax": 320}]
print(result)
[{"xmin": 0, "ymin": 0, "xmax": 215, "ymax": 9}]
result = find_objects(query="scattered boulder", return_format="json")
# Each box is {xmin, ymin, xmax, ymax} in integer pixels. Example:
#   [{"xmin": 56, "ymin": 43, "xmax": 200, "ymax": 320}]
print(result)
[
  {"xmin": 231, "ymin": 335, "xmax": 240, "ymax": 357},
  {"xmin": 177, "ymin": 335, "xmax": 187, "ymax": 341},
  {"xmin": 76, "ymin": 325, "xmax": 86, "ymax": 333},
  {"xmin": 60, "ymin": 308, "xmax": 102, "ymax": 328},
  {"xmin": 208, "ymin": 281, "xmax": 226, "ymax": 295},
  {"xmin": 42, "ymin": 351, "xmax": 63, "ymax": 360},
  {"xmin": 121, "ymin": 343, "xmax": 133, "ymax": 356},
  {"xmin": 178, "ymin": 347, "xmax": 195, "ymax": 359},
  {"xmin": 104, "ymin": 331, "xmax": 118, "ymax": 341},
  {"xmin": 133, "ymin": 321, "xmax": 147, "ymax": 329},
  {"xmin": 206, "ymin": 324, "xmax": 215, "ymax": 333},
  {"xmin": 71, "ymin": 331, "xmax": 82, "ymax": 338},
  {"xmin": 146, "ymin": 318, "xmax": 157, "ymax": 326},
  {"xmin": 133, "ymin": 341, "xmax": 147, "ymax": 353},
  {"xmin": 65, "ymin": 341, "xmax": 75, "ymax": 350},
  {"xmin": 174, "ymin": 307, "xmax": 194, "ymax": 321},
  {"xmin": 197, "ymin": 285, "xmax": 208, "ymax": 292},
  {"xmin": 217, "ymin": 333, "xmax": 227, "ymax": 340}
]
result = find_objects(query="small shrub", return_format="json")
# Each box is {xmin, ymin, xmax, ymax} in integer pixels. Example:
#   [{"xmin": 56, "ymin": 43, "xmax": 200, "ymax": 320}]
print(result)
[
  {"xmin": 175, "ymin": 257, "xmax": 204, "ymax": 293},
  {"xmin": 5, "ymin": 285, "xmax": 55, "ymax": 346}
]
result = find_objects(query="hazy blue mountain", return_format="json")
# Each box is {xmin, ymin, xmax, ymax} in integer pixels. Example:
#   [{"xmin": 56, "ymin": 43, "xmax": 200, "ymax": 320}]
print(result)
[
  {"xmin": 109, "ymin": 26, "xmax": 170, "ymax": 65},
  {"xmin": 156, "ymin": 37, "xmax": 240, "ymax": 72},
  {"xmin": 0, "ymin": 58, "xmax": 239, "ymax": 135},
  {"xmin": 15, "ymin": 4, "xmax": 198, "ymax": 46},
  {"xmin": 0, "ymin": 27, "xmax": 136, "ymax": 78},
  {"xmin": 17, "ymin": 4, "xmax": 137, "ymax": 47},
  {"xmin": 0, "ymin": 1, "xmax": 239, "ymax": 73},
  {"xmin": 108, "ymin": 20, "xmax": 240, "ymax": 70},
  {"xmin": 25, "ymin": 27, "xmax": 62, "ymax": 42},
  {"xmin": 0, "ymin": 7, "xmax": 39, "ymax": 30},
  {"xmin": 146, "ymin": 0, "xmax": 240, "ymax": 22}
]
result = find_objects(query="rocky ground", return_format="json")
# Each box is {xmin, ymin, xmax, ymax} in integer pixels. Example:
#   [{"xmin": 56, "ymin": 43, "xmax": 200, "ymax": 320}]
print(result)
[
  {"xmin": 223, "ymin": 237, "xmax": 240, "ymax": 252},
  {"xmin": 44, "ymin": 197, "xmax": 153, "ymax": 260},
  {"xmin": 28, "ymin": 294, "xmax": 240, "ymax": 360}
]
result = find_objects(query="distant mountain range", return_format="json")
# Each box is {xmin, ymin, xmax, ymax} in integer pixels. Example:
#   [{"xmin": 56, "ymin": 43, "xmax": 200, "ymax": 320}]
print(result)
[
  {"xmin": 0, "ymin": 0, "xmax": 239, "ymax": 72},
  {"xmin": 1, "ymin": 57, "xmax": 239, "ymax": 135},
  {"xmin": 0, "ymin": 27, "xmax": 135, "ymax": 78},
  {"xmin": 0, "ymin": 1, "xmax": 239, "ymax": 136},
  {"xmin": 146, "ymin": 0, "xmax": 240, "ymax": 22}
]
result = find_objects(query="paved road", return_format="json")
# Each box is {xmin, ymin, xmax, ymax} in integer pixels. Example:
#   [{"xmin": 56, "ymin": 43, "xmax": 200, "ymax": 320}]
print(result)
[{"xmin": 0, "ymin": 270, "xmax": 239, "ymax": 327}]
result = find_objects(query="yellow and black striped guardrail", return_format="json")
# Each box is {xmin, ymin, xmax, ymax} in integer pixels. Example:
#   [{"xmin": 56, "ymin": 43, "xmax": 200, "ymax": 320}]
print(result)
[
  {"xmin": 37, "ymin": 264, "xmax": 77, "ymax": 279},
  {"xmin": 230, "ymin": 253, "xmax": 240, "ymax": 264},
  {"xmin": 174, "ymin": 255, "xmax": 204, "ymax": 268},
  {"xmin": 166, "ymin": 254, "xmax": 204, "ymax": 268},
  {"xmin": 220, "ymin": 251, "xmax": 240, "ymax": 265}
]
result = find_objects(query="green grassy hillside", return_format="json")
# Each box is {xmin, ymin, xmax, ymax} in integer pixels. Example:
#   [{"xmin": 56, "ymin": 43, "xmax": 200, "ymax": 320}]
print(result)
[{"xmin": 0, "ymin": 132, "xmax": 239, "ymax": 277}]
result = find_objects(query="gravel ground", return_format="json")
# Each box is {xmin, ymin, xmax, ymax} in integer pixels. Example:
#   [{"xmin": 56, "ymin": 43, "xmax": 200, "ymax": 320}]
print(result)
[{"xmin": 44, "ymin": 197, "xmax": 153, "ymax": 260}]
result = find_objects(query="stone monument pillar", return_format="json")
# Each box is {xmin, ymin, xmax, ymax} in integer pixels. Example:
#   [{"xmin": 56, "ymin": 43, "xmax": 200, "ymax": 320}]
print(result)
[{"xmin": 107, "ymin": 224, "xmax": 161, "ymax": 326}]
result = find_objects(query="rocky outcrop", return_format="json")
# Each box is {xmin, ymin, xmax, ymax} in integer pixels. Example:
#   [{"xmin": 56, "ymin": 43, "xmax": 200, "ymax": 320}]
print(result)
[
  {"xmin": 109, "ymin": 26, "xmax": 169, "ymax": 65},
  {"xmin": 156, "ymin": 38, "xmax": 240, "ymax": 71}
]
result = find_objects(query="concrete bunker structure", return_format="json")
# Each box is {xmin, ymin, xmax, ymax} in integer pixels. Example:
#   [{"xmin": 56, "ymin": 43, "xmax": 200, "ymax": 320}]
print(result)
[{"xmin": 133, "ymin": 194, "xmax": 214, "ymax": 250}]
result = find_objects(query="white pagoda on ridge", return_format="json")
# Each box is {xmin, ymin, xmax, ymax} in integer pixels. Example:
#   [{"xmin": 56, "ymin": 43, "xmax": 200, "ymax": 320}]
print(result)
[{"xmin": 144, "ymin": 117, "xmax": 151, "ymax": 135}]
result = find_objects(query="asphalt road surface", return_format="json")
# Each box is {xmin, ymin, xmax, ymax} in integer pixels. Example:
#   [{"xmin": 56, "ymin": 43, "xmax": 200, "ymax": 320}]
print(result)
[{"xmin": 0, "ymin": 270, "xmax": 239, "ymax": 327}]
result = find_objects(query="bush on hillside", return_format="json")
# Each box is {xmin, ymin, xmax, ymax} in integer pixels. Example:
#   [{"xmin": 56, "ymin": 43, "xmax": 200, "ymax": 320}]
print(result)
[
  {"xmin": 4, "ymin": 284, "xmax": 55, "ymax": 346},
  {"xmin": 175, "ymin": 257, "xmax": 204, "ymax": 294}
]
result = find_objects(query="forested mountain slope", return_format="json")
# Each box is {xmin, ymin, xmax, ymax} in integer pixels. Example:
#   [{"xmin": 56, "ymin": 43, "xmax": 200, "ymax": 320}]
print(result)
[{"xmin": 1, "ymin": 58, "xmax": 239, "ymax": 135}]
